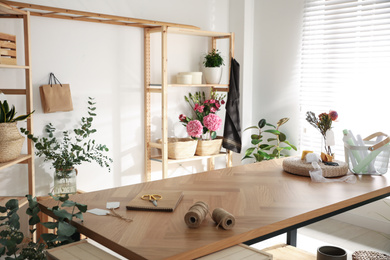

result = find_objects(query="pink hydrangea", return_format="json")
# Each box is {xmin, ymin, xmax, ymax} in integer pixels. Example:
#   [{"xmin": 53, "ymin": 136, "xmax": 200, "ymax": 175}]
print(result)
[
  {"xmin": 203, "ymin": 114, "xmax": 222, "ymax": 132},
  {"xmin": 186, "ymin": 120, "xmax": 203, "ymax": 138}
]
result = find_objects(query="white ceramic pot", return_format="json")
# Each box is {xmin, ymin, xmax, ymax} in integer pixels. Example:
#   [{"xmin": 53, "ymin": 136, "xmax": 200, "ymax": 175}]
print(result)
[{"xmin": 203, "ymin": 67, "xmax": 222, "ymax": 84}]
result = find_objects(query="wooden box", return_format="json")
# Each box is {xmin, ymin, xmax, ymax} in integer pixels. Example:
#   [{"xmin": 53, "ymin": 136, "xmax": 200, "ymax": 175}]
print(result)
[{"xmin": 0, "ymin": 32, "xmax": 17, "ymax": 65}]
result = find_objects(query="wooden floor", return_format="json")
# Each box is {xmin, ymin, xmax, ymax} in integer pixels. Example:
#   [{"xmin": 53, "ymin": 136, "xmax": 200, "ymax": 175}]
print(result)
[{"xmin": 252, "ymin": 218, "xmax": 390, "ymax": 260}]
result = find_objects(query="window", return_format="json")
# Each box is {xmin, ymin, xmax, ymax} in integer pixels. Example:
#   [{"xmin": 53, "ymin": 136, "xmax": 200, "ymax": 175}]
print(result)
[{"xmin": 300, "ymin": 0, "xmax": 390, "ymax": 159}]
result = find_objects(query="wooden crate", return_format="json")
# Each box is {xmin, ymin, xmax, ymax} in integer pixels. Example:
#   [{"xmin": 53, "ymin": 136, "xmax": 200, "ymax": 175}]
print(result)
[
  {"xmin": 0, "ymin": 32, "xmax": 17, "ymax": 65},
  {"xmin": 262, "ymin": 244, "xmax": 315, "ymax": 260},
  {"xmin": 197, "ymin": 244, "xmax": 272, "ymax": 260},
  {"xmin": 46, "ymin": 240, "xmax": 120, "ymax": 260}
]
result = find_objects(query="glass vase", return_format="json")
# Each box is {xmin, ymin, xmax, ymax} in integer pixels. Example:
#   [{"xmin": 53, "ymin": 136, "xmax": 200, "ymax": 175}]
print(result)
[{"xmin": 53, "ymin": 168, "xmax": 77, "ymax": 195}]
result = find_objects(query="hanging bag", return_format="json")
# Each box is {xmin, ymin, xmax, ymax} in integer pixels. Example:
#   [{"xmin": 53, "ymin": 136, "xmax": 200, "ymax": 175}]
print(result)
[{"xmin": 39, "ymin": 73, "xmax": 73, "ymax": 113}]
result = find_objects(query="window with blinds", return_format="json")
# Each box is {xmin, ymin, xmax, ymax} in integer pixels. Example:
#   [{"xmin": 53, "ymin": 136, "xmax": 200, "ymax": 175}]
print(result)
[{"xmin": 300, "ymin": 0, "xmax": 390, "ymax": 159}]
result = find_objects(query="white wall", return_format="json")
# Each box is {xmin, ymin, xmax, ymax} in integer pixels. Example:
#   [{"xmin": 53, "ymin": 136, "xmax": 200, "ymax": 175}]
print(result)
[
  {"xmin": 0, "ymin": 0, "xmax": 231, "ymax": 196},
  {"xmin": 245, "ymin": 0, "xmax": 304, "ymax": 161}
]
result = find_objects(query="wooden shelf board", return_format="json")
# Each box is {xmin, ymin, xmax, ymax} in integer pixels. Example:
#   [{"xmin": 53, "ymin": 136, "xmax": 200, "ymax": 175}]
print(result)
[
  {"xmin": 0, "ymin": 1, "xmax": 27, "ymax": 15},
  {"xmin": 0, "ymin": 88, "xmax": 27, "ymax": 95},
  {"xmin": 0, "ymin": 154, "xmax": 32, "ymax": 171},
  {"xmin": 0, "ymin": 64, "xmax": 29, "ymax": 69},
  {"xmin": 151, "ymin": 152, "xmax": 227, "ymax": 164},
  {"xmin": 2, "ymin": 0, "xmax": 200, "ymax": 30},
  {"xmin": 167, "ymin": 27, "xmax": 231, "ymax": 37}
]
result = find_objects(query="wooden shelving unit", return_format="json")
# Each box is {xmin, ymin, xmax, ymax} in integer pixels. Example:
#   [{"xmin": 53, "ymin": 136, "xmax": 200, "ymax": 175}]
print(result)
[
  {"xmin": 144, "ymin": 26, "xmax": 234, "ymax": 181},
  {"xmin": 0, "ymin": 2, "xmax": 35, "ymax": 198}
]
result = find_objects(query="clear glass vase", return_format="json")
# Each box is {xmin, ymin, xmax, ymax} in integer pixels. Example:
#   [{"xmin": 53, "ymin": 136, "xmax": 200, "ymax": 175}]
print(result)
[{"xmin": 53, "ymin": 168, "xmax": 77, "ymax": 195}]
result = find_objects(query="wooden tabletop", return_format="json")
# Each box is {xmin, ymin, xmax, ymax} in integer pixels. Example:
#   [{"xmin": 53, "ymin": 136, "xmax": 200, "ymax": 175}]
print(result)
[{"xmin": 39, "ymin": 159, "xmax": 390, "ymax": 260}]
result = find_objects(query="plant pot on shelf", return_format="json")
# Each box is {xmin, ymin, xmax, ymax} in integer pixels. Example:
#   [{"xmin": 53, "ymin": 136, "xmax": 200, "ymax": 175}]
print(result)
[
  {"xmin": 53, "ymin": 168, "xmax": 78, "ymax": 195},
  {"xmin": 195, "ymin": 136, "xmax": 223, "ymax": 156},
  {"xmin": 0, "ymin": 122, "xmax": 25, "ymax": 163},
  {"xmin": 158, "ymin": 138, "xmax": 198, "ymax": 160},
  {"xmin": 203, "ymin": 67, "xmax": 222, "ymax": 84}
]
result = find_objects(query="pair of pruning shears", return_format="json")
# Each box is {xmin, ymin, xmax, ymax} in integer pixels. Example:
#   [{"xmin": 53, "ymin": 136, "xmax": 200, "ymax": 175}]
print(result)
[{"xmin": 141, "ymin": 194, "xmax": 163, "ymax": 207}]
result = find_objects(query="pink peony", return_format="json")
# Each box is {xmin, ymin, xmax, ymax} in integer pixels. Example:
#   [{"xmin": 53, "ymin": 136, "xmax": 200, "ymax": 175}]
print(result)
[
  {"xmin": 203, "ymin": 114, "xmax": 222, "ymax": 132},
  {"xmin": 329, "ymin": 110, "xmax": 338, "ymax": 121},
  {"xmin": 186, "ymin": 120, "xmax": 203, "ymax": 138}
]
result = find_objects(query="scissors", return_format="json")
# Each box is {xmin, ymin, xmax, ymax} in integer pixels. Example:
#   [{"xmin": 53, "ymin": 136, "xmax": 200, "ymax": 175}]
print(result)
[{"xmin": 141, "ymin": 194, "xmax": 163, "ymax": 207}]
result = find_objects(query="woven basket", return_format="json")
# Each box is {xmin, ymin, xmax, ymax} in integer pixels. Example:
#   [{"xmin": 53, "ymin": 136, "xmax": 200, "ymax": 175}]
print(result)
[
  {"xmin": 283, "ymin": 157, "xmax": 349, "ymax": 177},
  {"xmin": 0, "ymin": 122, "xmax": 25, "ymax": 163},
  {"xmin": 158, "ymin": 138, "xmax": 198, "ymax": 159},
  {"xmin": 195, "ymin": 136, "xmax": 223, "ymax": 156},
  {"xmin": 352, "ymin": 250, "xmax": 390, "ymax": 260}
]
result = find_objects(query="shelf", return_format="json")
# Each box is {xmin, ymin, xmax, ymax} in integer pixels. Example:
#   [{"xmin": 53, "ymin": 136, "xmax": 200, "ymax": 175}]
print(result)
[
  {"xmin": 0, "ymin": 88, "xmax": 27, "ymax": 95},
  {"xmin": 147, "ymin": 84, "xmax": 229, "ymax": 93},
  {"xmin": 148, "ymin": 27, "xmax": 231, "ymax": 38},
  {"xmin": 0, "ymin": 154, "xmax": 31, "ymax": 171},
  {"xmin": 151, "ymin": 152, "xmax": 227, "ymax": 164},
  {"xmin": 0, "ymin": 64, "xmax": 30, "ymax": 69}
]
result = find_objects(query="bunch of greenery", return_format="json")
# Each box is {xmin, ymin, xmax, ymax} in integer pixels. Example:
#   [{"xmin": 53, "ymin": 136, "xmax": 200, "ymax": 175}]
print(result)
[
  {"xmin": 0, "ymin": 100, "xmax": 34, "ymax": 123},
  {"xmin": 203, "ymin": 49, "xmax": 224, "ymax": 67},
  {"xmin": 21, "ymin": 97, "xmax": 112, "ymax": 172},
  {"xmin": 0, "ymin": 194, "xmax": 87, "ymax": 259},
  {"xmin": 243, "ymin": 118, "xmax": 297, "ymax": 162}
]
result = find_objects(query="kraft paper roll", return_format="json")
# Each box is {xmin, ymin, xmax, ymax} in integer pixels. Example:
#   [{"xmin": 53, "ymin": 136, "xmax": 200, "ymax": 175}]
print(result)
[
  {"xmin": 212, "ymin": 208, "xmax": 235, "ymax": 230},
  {"xmin": 184, "ymin": 201, "xmax": 209, "ymax": 228}
]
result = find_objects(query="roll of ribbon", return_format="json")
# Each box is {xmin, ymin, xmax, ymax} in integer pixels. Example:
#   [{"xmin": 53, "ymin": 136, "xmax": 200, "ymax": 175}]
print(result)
[
  {"xmin": 184, "ymin": 201, "xmax": 209, "ymax": 228},
  {"xmin": 212, "ymin": 208, "xmax": 235, "ymax": 230}
]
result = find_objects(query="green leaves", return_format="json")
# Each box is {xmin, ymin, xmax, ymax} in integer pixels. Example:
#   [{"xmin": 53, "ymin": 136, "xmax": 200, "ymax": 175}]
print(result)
[
  {"xmin": 203, "ymin": 49, "xmax": 224, "ymax": 67},
  {"xmin": 0, "ymin": 100, "xmax": 34, "ymax": 123},
  {"xmin": 20, "ymin": 97, "xmax": 112, "ymax": 172},
  {"xmin": 243, "ymin": 117, "xmax": 297, "ymax": 163}
]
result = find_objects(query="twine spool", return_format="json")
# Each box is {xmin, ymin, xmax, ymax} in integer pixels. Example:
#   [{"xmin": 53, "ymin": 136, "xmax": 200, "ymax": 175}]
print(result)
[
  {"xmin": 184, "ymin": 201, "xmax": 209, "ymax": 228},
  {"xmin": 212, "ymin": 208, "xmax": 235, "ymax": 230}
]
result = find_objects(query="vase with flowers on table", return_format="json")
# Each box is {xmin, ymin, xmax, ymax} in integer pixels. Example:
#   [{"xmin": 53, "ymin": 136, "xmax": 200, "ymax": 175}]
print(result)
[{"xmin": 179, "ymin": 90, "xmax": 226, "ymax": 156}]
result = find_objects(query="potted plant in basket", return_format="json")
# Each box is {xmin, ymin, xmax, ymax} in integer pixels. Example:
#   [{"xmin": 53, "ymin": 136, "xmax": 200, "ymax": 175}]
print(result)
[
  {"xmin": 203, "ymin": 49, "xmax": 224, "ymax": 84},
  {"xmin": 179, "ymin": 90, "xmax": 226, "ymax": 156},
  {"xmin": 0, "ymin": 97, "xmax": 34, "ymax": 163},
  {"xmin": 20, "ymin": 97, "xmax": 112, "ymax": 195}
]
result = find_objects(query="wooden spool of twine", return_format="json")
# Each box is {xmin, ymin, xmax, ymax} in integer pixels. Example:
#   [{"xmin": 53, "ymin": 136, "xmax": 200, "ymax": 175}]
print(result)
[
  {"xmin": 184, "ymin": 201, "xmax": 209, "ymax": 228},
  {"xmin": 212, "ymin": 208, "xmax": 235, "ymax": 230}
]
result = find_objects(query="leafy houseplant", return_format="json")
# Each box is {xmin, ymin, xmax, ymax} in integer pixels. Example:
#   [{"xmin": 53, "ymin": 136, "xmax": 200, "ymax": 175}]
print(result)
[
  {"xmin": 203, "ymin": 49, "xmax": 224, "ymax": 68},
  {"xmin": 0, "ymin": 99, "xmax": 34, "ymax": 163},
  {"xmin": 0, "ymin": 194, "xmax": 87, "ymax": 259},
  {"xmin": 243, "ymin": 118, "xmax": 297, "ymax": 162},
  {"xmin": 203, "ymin": 49, "xmax": 225, "ymax": 84},
  {"xmin": 20, "ymin": 97, "xmax": 112, "ymax": 195}
]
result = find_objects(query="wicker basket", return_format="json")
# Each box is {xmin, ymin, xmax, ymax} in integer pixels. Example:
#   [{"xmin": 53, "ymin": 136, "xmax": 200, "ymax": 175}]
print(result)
[
  {"xmin": 283, "ymin": 157, "xmax": 349, "ymax": 177},
  {"xmin": 0, "ymin": 122, "xmax": 25, "ymax": 163},
  {"xmin": 195, "ymin": 136, "xmax": 223, "ymax": 156},
  {"xmin": 158, "ymin": 138, "xmax": 198, "ymax": 160},
  {"xmin": 352, "ymin": 250, "xmax": 390, "ymax": 260}
]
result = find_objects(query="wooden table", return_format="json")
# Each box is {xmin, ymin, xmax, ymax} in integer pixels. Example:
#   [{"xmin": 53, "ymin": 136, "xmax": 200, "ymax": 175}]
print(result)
[{"xmin": 38, "ymin": 159, "xmax": 390, "ymax": 260}]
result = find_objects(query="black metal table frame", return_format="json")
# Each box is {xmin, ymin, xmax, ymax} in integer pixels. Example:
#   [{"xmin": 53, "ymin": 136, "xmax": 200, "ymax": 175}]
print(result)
[{"xmin": 244, "ymin": 192, "xmax": 390, "ymax": 247}]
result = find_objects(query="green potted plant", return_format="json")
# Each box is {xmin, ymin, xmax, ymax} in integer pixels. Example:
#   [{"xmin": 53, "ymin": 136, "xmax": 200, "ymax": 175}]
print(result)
[
  {"xmin": 203, "ymin": 49, "xmax": 224, "ymax": 84},
  {"xmin": 242, "ymin": 118, "xmax": 297, "ymax": 162},
  {"xmin": 21, "ymin": 97, "xmax": 112, "ymax": 195},
  {"xmin": 0, "ymin": 97, "xmax": 34, "ymax": 163}
]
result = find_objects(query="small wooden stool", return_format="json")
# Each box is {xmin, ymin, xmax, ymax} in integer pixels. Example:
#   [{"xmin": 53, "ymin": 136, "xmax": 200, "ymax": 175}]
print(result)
[
  {"xmin": 262, "ymin": 244, "xmax": 315, "ymax": 260},
  {"xmin": 46, "ymin": 240, "xmax": 120, "ymax": 260},
  {"xmin": 196, "ymin": 244, "xmax": 272, "ymax": 260}
]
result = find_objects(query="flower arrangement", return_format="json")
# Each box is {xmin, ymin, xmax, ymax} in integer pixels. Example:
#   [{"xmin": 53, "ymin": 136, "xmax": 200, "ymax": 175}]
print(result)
[
  {"xmin": 306, "ymin": 110, "xmax": 338, "ymax": 155},
  {"xmin": 179, "ymin": 90, "xmax": 226, "ymax": 140}
]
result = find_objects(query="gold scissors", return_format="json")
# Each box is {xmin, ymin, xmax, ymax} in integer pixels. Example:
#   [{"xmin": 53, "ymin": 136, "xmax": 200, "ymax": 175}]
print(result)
[{"xmin": 141, "ymin": 194, "xmax": 163, "ymax": 207}]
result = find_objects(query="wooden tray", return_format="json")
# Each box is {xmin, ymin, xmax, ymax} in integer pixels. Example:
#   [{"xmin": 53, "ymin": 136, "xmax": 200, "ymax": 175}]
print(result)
[{"xmin": 283, "ymin": 157, "xmax": 349, "ymax": 177}]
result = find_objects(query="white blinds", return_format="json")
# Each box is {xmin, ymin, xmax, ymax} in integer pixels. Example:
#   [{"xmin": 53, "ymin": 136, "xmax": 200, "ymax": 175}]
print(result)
[{"xmin": 300, "ymin": 0, "xmax": 390, "ymax": 158}]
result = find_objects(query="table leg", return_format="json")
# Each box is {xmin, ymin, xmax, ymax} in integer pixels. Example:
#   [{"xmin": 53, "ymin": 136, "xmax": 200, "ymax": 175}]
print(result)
[{"xmin": 287, "ymin": 229, "xmax": 297, "ymax": 246}]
